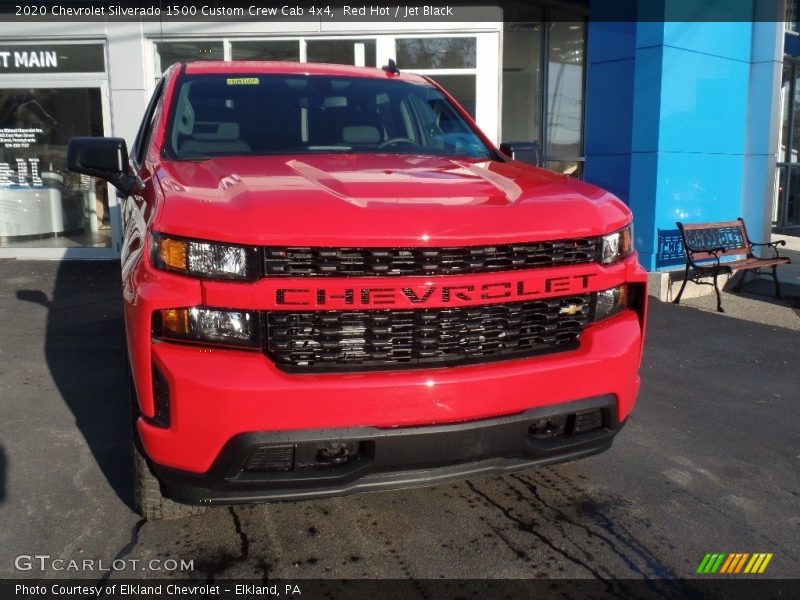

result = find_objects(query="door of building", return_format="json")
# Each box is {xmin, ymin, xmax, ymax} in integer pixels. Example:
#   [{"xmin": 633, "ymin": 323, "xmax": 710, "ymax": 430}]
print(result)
[{"xmin": 776, "ymin": 59, "xmax": 800, "ymax": 231}]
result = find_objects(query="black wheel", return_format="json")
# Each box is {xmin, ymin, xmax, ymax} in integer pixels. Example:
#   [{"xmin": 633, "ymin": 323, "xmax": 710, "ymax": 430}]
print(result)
[
  {"xmin": 132, "ymin": 438, "xmax": 205, "ymax": 520},
  {"xmin": 129, "ymin": 374, "xmax": 204, "ymax": 520}
]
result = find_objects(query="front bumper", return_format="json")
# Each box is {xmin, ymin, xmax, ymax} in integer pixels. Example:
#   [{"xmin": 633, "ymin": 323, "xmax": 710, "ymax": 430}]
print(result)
[
  {"xmin": 138, "ymin": 308, "xmax": 643, "ymax": 476},
  {"xmin": 155, "ymin": 395, "xmax": 624, "ymax": 504}
]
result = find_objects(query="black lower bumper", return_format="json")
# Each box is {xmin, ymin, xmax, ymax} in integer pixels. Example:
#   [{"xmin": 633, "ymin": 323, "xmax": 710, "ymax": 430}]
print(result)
[{"xmin": 154, "ymin": 395, "xmax": 624, "ymax": 505}]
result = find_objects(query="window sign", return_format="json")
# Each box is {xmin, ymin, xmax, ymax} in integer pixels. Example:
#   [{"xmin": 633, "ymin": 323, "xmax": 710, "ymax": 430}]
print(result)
[
  {"xmin": 0, "ymin": 44, "xmax": 105, "ymax": 74},
  {"xmin": 0, "ymin": 88, "xmax": 109, "ymax": 247}
]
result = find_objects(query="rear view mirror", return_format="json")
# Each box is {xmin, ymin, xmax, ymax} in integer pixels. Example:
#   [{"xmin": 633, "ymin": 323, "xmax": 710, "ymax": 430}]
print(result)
[
  {"xmin": 68, "ymin": 137, "xmax": 129, "ymax": 178},
  {"xmin": 67, "ymin": 137, "xmax": 142, "ymax": 195}
]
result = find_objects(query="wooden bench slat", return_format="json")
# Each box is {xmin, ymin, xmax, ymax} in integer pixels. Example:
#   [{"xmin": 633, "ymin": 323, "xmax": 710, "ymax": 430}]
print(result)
[
  {"xmin": 729, "ymin": 256, "xmax": 790, "ymax": 270},
  {"xmin": 679, "ymin": 220, "xmax": 743, "ymax": 230}
]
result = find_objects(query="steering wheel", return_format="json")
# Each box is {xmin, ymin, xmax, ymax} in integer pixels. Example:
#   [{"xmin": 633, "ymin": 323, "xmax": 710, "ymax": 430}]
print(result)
[{"xmin": 377, "ymin": 137, "xmax": 416, "ymax": 149}]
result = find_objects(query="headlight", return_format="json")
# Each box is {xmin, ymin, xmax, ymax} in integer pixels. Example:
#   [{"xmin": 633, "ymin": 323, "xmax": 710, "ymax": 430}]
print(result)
[
  {"xmin": 592, "ymin": 285, "xmax": 629, "ymax": 322},
  {"xmin": 155, "ymin": 307, "xmax": 261, "ymax": 348},
  {"xmin": 151, "ymin": 233, "xmax": 258, "ymax": 280},
  {"xmin": 599, "ymin": 225, "xmax": 633, "ymax": 264}
]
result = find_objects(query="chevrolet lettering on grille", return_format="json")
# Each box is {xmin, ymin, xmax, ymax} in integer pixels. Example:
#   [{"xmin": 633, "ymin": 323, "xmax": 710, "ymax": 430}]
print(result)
[{"xmin": 275, "ymin": 273, "xmax": 598, "ymax": 309}]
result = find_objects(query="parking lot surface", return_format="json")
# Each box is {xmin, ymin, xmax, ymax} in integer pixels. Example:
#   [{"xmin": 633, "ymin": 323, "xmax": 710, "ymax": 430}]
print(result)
[{"xmin": 0, "ymin": 260, "xmax": 797, "ymax": 583}]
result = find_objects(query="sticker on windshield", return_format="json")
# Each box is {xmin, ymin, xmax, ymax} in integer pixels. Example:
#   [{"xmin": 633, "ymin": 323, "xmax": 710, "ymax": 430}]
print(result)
[{"xmin": 227, "ymin": 77, "xmax": 260, "ymax": 85}]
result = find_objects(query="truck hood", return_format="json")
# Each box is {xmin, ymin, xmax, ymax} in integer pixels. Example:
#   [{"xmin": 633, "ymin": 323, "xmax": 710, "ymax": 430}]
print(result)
[{"xmin": 155, "ymin": 154, "xmax": 631, "ymax": 246}]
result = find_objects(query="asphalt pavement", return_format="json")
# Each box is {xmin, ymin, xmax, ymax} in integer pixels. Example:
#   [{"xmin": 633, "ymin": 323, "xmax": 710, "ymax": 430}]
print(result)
[{"xmin": 0, "ymin": 259, "xmax": 797, "ymax": 588}]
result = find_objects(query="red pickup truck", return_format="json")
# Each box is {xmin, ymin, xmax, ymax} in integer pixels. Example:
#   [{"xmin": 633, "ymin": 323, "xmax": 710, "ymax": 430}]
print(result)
[{"xmin": 68, "ymin": 61, "xmax": 647, "ymax": 519}]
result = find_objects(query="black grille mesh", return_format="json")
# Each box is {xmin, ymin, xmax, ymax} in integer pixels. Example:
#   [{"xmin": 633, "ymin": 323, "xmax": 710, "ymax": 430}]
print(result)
[
  {"xmin": 264, "ymin": 294, "xmax": 592, "ymax": 371},
  {"xmin": 264, "ymin": 239, "xmax": 598, "ymax": 277}
]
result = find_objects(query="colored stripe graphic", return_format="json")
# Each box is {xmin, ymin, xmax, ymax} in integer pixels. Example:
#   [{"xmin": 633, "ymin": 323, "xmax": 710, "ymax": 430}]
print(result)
[
  {"xmin": 700, "ymin": 552, "xmax": 773, "ymax": 574},
  {"xmin": 745, "ymin": 554, "xmax": 763, "ymax": 574},
  {"xmin": 744, "ymin": 553, "xmax": 774, "ymax": 574},
  {"xmin": 696, "ymin": 554, "xmax": 712, "ymax": 574},
  {"xmin": 733, "ymin": 553, "xmax": 750, "ymax": 573},
  {"xmin": 758, "ymin": 554, "xmax": 773, "ymax": 573},
  {"xmin": 698, "ymin": 553, "xmax": 727, "ymax": 574},
  {"xmin": 710, "ymin": 553, "xmax": 726, "ymax": 573},
  {"xmin": 719, "ymin": 554, "xmax": 736, "ymax": 574}
]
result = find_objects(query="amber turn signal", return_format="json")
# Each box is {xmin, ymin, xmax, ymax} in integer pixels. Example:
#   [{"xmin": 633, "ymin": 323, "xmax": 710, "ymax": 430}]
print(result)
[
  {"xmin": 156, "ymin": 237, "xmax": 188, "ymax": 272},
  {"xmin": 160, "ymin": 308, "xmax": 191, "ymax": 336}
]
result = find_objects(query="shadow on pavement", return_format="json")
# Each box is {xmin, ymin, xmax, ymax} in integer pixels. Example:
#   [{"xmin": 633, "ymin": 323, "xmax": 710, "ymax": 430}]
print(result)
[
  {"xmin": 729, "ymin": 279, "xmax": 800, "ymax": 310},
  {"xmin": 16, "ymin": 262, "xmax": 134, "ymax": 511}
]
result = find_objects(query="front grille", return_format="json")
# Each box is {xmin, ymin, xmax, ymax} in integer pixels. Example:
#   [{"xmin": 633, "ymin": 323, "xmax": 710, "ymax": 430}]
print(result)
[
  {"xmin": 264, "ymin": 294, "xmax": 592, "ymax": 372},
  {"xmin": 264, "ymin": 239, "xmax": 598, "ymax": 277}
]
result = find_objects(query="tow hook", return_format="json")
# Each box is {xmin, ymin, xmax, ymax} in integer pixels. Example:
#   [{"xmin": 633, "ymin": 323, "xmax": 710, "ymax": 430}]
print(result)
[{"xmin": 316, "ymin": 442, "xmax": 357, "ymax": 465}]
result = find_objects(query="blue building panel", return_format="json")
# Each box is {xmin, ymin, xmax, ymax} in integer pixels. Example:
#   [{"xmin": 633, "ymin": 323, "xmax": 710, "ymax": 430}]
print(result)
[
  {"xmin": 652, "ymin": 153, "xmax": 746, "ymax": 226},
  {"xmin": 629, "ymin": 45, "xmax": 663, "ymax": 154},
  {"xmin": 584, "ymin": 3, "xmax": 781, "ymax": 271},
  {"xmin": 628, "ymin": 151, "xmax": 659, "ymax": 263},
  {"xmin": 655, "ymin": 228, "xmax": 685, "ymax": 269},
  {"xmin": 586, "ymin": 21, "xmax": 636, "ymax": 63},
  {"xmin": 657, "ymin": 46, "xmax": 750, "ymax": 155},
  {"xmin": 661, "ymin": 21, "xmax": 752, "ymax": 63},
  {"xmin": 583, "ymin": 58, "xmax": 635, "ymax": 157},
  {"xmin": 633, "ymin": 21, "xmax": 665, "ymax": 50},
  {"xmin": 583, "ymin": 154, "xmax": 632, "ymax": 202}
]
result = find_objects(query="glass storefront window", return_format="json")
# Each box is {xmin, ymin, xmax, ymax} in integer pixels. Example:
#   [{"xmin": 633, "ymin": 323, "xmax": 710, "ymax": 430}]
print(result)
[
  {"xmin": 395, "ymin": 37, "xmax": 478, "ymax": 119},
  {"xmin": 791, "ymin": 67, "xmax": 800, "ymax": 163},
  {"xmin": 502, "ymin": 21, "xmax": 542, "ymax": 146},
  {"xmin": 396, "ymin": 38, "xmax": 476, "ymax": 69},
  {"xmin": 775, "ymin": 61, "xmax": 800, "ymax": 229},
  {"xmin": 778, "ymin": 166, "xmax": 800, "ymax": 226},
  {"xmin": 306, "ymin": 39, "xmax": 376, "ymax": 67},
  {"xmin": 429, "ymin": 74, "xmax": 477, "ymax": 118},
  {"xmin": 155, "ymin": 41, "xmax": 224, "ymax": 73},
  {"xmin": 231, "ymin": 41, "xmax": 299, "ymax": 62},
  {"xmin": 149, "ymin": 34, "xmax": 489, "ymax": 149},
  {"xmin": 0, "ymin": 87, "xmax": 109, "ymax": 248},
  {"xmin": 546, "ymin": 18, "xmax": 585, "ymax": 162},
  {"xmin": 501, "ymin": 9, "xmax": 586, "ymax": 176},
  {"xmin": 546, "ymin": 160, "xmax": 583, "ymax": 178},
  {"xmin": 781, "ymin": 65, "xmax": 792, "ymax": 162}
]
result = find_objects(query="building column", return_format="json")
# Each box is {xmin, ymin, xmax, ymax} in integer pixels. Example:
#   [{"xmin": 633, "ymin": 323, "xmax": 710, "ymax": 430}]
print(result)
[{"xmin": 585, "ymin": 3, "xmax": 783, "ymax": 272}]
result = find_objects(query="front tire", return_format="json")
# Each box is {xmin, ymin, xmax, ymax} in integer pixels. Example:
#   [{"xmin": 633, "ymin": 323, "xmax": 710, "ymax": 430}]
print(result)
[
  {"xmin": 129, "ymin": 374, "xmax": 204, "ymax": 520},
  {"xmin": 132, "ymin": 435, "xmax": 205, "ymax": 520}
]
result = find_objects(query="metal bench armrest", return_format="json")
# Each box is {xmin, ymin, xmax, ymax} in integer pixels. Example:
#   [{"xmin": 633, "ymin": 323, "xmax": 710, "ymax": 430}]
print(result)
[
  {"xmin": 748, "ymin": 239, "xmax": 786, "ymax": 259},
  {"xmin": 685, "ymin": 246, "xmax": 726, "ymax": 268}
]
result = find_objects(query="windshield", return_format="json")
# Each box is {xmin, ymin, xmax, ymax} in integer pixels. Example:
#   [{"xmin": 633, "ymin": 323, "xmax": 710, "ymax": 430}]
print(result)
[{"xmin": 165, "ymin": 74, "xmax": 492, "ymax": 160}]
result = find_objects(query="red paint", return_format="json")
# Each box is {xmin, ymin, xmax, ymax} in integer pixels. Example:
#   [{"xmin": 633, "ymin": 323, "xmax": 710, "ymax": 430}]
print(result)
[{"xmin": 120, "ymin": 62, "xmax": 647, "ymax": 477}]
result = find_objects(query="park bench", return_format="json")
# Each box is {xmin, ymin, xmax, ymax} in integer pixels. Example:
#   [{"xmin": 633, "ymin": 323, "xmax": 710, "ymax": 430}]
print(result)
[{"xmin": 673, "ymin": 218, "xmax": 791, "ymax": 312}]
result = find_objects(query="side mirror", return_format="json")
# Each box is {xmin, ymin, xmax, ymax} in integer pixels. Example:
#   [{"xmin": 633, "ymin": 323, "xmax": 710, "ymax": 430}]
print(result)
[
  {"xmin": 67, "ymin": 137, "xmax": 142, "ymax": 195},
  {"xmin": 499, "ymin": 141, "xmax": 542, "ymax": 167}
]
